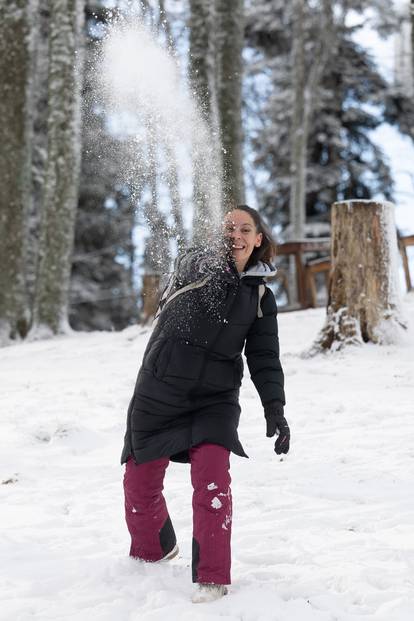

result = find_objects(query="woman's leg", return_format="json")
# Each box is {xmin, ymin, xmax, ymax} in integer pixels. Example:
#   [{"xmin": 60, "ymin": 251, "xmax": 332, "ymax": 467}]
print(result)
[
  {"xmin": 190, "ymin": 443, "xmax": 232, "ymax": 585},
  {"xmin": 123, "ymin": 457, "xmax": 177, "ymax": 561}
]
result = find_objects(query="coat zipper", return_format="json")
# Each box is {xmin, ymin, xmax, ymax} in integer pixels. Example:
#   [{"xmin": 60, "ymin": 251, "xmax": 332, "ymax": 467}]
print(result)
[{"xmin": 192, "ymin": 277, "xmax": 240, "ymax": 392}]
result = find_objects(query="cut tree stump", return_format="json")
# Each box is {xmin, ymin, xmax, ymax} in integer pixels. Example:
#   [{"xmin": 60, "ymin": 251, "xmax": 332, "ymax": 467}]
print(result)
[{"xmin": 312, "ymin": 200, "xmax": 406, "ymax": 352}]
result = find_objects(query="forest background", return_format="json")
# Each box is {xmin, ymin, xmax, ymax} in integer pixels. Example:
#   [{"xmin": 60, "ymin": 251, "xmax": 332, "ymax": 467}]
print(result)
[{"xmin": 1, "ymin": 0, "xmax": 414, "ymax": 343}]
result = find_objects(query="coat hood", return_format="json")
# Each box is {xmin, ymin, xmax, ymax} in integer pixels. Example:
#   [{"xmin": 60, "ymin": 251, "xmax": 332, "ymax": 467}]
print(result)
[{"xmin": 240, "ymin": 261, "xmax": 277, "ymax": 279}]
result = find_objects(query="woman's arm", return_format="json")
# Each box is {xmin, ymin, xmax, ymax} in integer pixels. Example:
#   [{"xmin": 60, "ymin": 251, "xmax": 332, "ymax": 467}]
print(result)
[
  {"xmin": 244, "ymin": 286, "xmax": 285, "ymax": 406},
  {"xmin": 174, "ymin": 246, "xmax": 229, "ymax": 287}
]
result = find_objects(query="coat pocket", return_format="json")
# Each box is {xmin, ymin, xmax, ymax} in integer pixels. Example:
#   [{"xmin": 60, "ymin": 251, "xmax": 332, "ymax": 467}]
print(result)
[
  {"xmin": 204, "ymin": 355, "xmax": 242, "ymax": 390},
  {"xmin": 162, "ymin": 341, "xmax": 205, "ymax": 382}
]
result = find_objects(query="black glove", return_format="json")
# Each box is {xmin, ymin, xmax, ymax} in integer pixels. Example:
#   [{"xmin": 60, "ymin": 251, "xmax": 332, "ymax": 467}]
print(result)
[{"xmin": 264, "ymin": 401, "xmax": 290, "ymax": 455}]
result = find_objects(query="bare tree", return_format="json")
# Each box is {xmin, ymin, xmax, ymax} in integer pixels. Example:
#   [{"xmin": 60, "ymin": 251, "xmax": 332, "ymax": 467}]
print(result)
[
  {"xmin": 31, "ymin": 0, "xmax": 85, "ymax": 336},
  {"xmin": 0, "ymin": 0, "xmax": 38, "ymax": 344}
]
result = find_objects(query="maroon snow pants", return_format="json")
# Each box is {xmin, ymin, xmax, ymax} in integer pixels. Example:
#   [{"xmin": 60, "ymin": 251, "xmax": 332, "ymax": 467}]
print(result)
[{"xmin": 123, "ymin": 443, "xmax": 232, "ymax": 585}]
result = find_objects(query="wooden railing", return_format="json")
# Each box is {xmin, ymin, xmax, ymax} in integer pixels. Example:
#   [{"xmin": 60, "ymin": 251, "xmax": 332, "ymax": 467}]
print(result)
[
  {"xmin": 398, "ymin": 234, "xmax": 414, "ymax": 292},
  {"xmin": 275, "ymin": 238, "xmax": 330, "ymax": 309},
  {"xmin": 274, "ymin": 233, "xmax": 414, "ymax": 310}
]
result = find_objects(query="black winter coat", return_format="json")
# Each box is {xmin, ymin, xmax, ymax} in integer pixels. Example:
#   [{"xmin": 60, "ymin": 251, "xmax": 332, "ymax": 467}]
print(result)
[{"xmin": 121, "ymin": 248, "xmax": 285, "ymax": 465}]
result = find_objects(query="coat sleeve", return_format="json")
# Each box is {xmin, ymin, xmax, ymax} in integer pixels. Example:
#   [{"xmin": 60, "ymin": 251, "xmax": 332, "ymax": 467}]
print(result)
[
  {"xmin": 175, "ymin": 246, "xmax": 228, "ymax": 287},
  {"xmin": 244, "ymin": 286, "xmax": 285, "ymax": 406}
]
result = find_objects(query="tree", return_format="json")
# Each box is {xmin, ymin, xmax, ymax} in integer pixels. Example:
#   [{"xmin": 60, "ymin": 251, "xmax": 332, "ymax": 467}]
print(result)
[
  {"xmin": 385, "ymin": 0, "xmax": 414, "ymax": 139},
  {"xmin": 311, "ymin": 200, "xmax": 406, "ymax": 352},
  {"xmin": 215, "ymin": 0, "xmax": 245, "ymax": 204},
  {"xmin": 245, "ymin": 0, "xmax": 399, "ymax": 228},
  {"xmin": 188, "ymin": 0, "xmax": 217, "ymax": 124},
  {"xmin": 31, "ymin": 0, "xmax": 85, "ymax": 336},
  {"xmin": 188, "ymin": 0, "xmax": 222, "ymax": 238},
  {"xmin": 29, "ymin": 0, "xmax": 50, "ymax": 315},
  {"xmin": 411, "ymin": 0, "xmax": 414, "ymax": 80},
  {"xmin": 0, "ymin": 0, "xmax": 38, "ymax": 344},
  {"xmin": 140, "ymin": 123, "xmax": 172, "ymax": 323},
  {"xmin": 70, "ymin": 3, "xmax": 140, "ymax": 331},
  {"xmin": 289, "ymin": 0, "xmax": 334, "ymax": 239}
]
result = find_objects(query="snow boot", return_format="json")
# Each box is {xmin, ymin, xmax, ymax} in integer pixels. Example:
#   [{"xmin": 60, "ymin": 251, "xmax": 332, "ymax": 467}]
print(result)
[
  {"xmin": 191, "ymin": 583, "xmax": 228, "ymax": 604},
  {"xmin": 158, "ymin": 543, "xmax": 179, "ymax": 562}
]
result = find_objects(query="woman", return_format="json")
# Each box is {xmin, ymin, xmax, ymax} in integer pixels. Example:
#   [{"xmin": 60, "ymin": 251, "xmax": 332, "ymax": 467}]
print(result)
[{"xmin": 121, "ymin": 205, "xmax": 289, "ymax": 603}]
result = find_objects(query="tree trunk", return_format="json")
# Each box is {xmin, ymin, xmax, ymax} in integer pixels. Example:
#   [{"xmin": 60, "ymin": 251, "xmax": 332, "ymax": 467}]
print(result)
[
  {"xmin": 31, "ymin": 0, "xmax": 85, "ymax": 336},
  {"xmin": 215, "ymin": 0, "xmax": 245, "ymax": 205},
  {"xmin": 288, "ymin": 0, "xmax": 335, "ymax": 304},
  {"xmin": 29, "ymin": 0, "xmax": 50, "ymax": 317},
  {"xmin": 288, "ymin": 0, "xmax": 306, "ymax": 305},
  {"xmin": 411, "ymin": 0, "xmax": 414, "ymax": 83},
  {"xmin": 0, "ymin": 0, "xmax": 38, "ymax": 344},
  {"xmin": 312, "ymin": 200, "xmax": 406, "ymax": 353},
  {"xmin": 141, "ymin": 126, "xmax": 171, "ymax": 324},
  {"xmin": 189, "ymin": 0, "xmax": 216, "ymax": 124},
  {"xmin": 165, "ymin": 145, "xmax": 187, "ymax": 253},
  {"xmin": 188, "ymin": 0, "xmax": 222, "ymax": 242},
  {"xmin": 289, "ymin": 0, "xmax": 306, "ymax": 241}
]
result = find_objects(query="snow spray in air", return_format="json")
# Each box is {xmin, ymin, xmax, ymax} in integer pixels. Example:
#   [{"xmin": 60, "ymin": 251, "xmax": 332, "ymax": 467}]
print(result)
[{"xmin": 99, "ymin": 14, "xmax": 224, "ymax": 261}]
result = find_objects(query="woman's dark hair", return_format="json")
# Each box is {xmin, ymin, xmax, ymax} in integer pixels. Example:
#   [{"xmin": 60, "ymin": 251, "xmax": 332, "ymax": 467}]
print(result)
[{"xmin": 227, "ymin": 204, "xmax": 278, "ymax": 269}]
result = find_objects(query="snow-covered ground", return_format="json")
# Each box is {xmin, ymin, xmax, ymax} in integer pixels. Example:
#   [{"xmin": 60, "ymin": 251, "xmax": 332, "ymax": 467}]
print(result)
[{"xmin": 1, "ymin": 295, "xmax": 414, "ymax": 621}]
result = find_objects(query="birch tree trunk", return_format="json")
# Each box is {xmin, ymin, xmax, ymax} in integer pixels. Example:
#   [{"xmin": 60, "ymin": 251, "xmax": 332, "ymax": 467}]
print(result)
[
  {"xmin": 0, "ymin": 0, "xmax": 38, "ymax": 344},
  {"xmin": 31, "ymin": 0, "xmax": 85, "ymax": 336},
  {"xmin": 312, "ymin": 200, "xmax": 406, "ymax": 353},
  {"xmin": 215, "ymin": 0, "xmax": 245, "ymax": 204}
]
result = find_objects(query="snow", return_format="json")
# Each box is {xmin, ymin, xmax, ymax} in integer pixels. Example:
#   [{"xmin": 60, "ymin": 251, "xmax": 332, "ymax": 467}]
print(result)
[
  {"xmin": 100, "ymin": 17, "xmax": 222, "ymax": 229},
  {"xmin": 1, "ymin": 296, "xmax": 414, "ymax": 619},
  {"xmin": 210, "ymin": 497, "xmax": 222, "ymax": 510}
]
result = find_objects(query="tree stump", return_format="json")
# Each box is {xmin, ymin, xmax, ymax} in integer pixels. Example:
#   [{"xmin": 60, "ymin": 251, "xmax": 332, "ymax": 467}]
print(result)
[{"xmin": 312, "ymin": 200, "xmax": 406, "ymax": 352}]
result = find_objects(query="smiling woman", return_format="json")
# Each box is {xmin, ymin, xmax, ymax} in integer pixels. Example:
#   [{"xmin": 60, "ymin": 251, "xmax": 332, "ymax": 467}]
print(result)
[{"xmin": 121, "ymin": 204, "xmax": 289, "ymax": 603}]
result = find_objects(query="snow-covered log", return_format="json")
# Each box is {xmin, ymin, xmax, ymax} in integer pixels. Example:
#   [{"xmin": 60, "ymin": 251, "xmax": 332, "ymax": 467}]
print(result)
[{"xmin": 312, "ymin": 200, "xmax": 406, "ymax": 352}]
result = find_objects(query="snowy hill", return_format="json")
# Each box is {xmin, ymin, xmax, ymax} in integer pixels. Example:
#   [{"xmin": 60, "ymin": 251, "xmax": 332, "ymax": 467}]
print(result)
[{"xmin": 1, "ymin": 295, "xmax": 414, "ymax": 621}]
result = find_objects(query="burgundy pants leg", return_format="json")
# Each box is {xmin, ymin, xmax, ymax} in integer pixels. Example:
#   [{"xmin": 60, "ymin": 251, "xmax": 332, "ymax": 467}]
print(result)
[
  {"xmin": 190, "ymin": 443, "xmax": 232, "ymax": 585},
  {"xmin": 123, "ymin": 457, "xmax": 176, "ymax": 561}
]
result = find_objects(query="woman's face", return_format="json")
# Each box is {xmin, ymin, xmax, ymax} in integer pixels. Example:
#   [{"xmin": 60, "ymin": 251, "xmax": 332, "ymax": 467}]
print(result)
[{"xmin": 223, "ymin": 209, "xmax": 263, "ymax": 272}]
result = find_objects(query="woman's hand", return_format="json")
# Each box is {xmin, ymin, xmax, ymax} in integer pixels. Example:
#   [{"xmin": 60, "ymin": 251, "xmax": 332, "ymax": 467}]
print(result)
[{"xmin": 264, "ymin": 401, "xmax": 290, "ymax": 455}]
